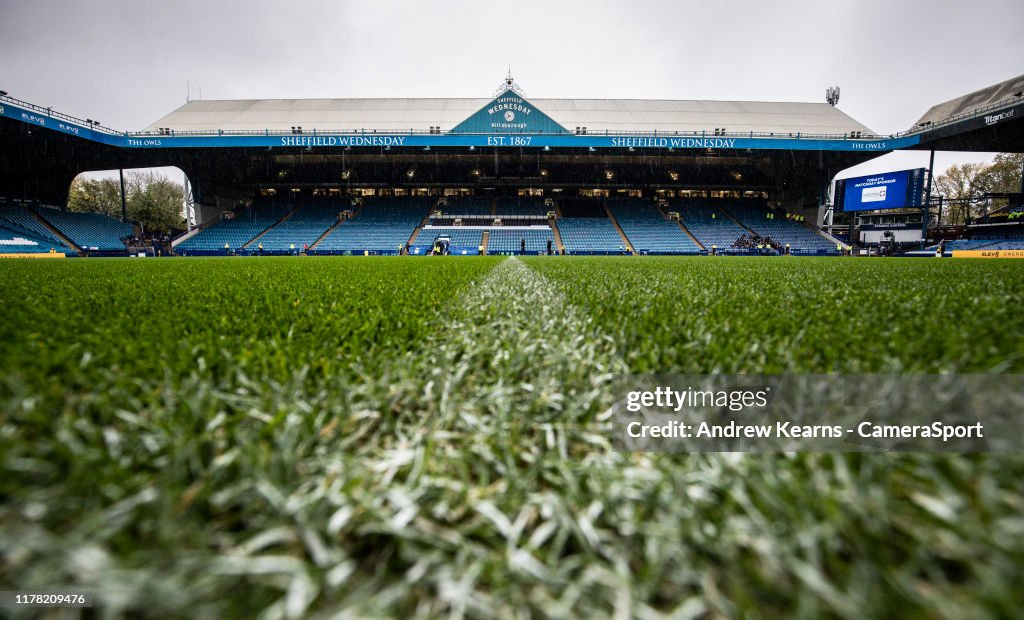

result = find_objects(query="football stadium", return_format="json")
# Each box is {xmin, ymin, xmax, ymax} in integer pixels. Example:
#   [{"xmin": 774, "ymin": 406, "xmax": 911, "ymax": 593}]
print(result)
[
  {"xmin": 2, "ymin": 72, "xmax": 1023, "ymax": 259},
  {"xmin": 2, "ymin": 8, "xmax": 1024, "ymax": 616}
]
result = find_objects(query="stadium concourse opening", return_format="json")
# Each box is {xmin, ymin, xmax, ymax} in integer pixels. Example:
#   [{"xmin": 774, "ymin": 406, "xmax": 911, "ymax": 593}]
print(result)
[{"xmin": 1, "ymin": 73, "xmax": 1022, "ymax": 257}]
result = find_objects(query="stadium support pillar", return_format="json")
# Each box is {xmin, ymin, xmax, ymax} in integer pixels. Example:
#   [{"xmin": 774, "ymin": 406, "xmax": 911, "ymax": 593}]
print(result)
[
  {"xmin": 922, "ymin": 150, "xmax": 935, "ymax": 240},
  {"xmin": 119, "ymin": 169, "xmax": 128, "ymax": 223}
]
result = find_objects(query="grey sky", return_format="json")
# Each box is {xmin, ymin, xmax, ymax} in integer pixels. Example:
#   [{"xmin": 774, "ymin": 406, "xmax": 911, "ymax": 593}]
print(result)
[{"xmin": 2, "ymin": 0, "xmax": 1022, "ymax": 179}]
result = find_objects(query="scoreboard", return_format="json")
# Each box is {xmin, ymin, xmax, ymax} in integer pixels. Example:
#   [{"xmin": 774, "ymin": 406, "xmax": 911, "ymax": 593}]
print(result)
[{"xmin": 836, "ymin": 168, "xmax": 926, "ymax": 212}]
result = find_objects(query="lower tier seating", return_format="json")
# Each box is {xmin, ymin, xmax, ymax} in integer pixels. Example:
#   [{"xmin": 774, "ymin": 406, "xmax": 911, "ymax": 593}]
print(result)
[
  {"xmin": 315, "ymin": 197, "xmax": 430, "ymax": 253},
  {"xmin": 558, "ymin": 217, "xmax": 626, "ymax": 253},
  {"xmin": 487, "ymin": 228, "xmax": 555, "ymax": 254},
  {"xmin": 35, "ymin": 206, "xmax": 133, "ymax": 251},
  {"xmin": 608, "ymin": 200, "xmax": 701, "ymax": 254}
]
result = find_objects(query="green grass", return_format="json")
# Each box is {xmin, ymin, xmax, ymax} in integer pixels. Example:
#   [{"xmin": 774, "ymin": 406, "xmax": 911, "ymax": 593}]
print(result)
[{"xmin": 1, "ymin": 256, "xmax": 1023, "ymax": 618}]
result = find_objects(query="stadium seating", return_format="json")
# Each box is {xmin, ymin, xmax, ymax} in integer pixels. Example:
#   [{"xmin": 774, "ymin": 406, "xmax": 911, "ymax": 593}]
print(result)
[
  {"xmin": 435, "ymin": 196, "xmax": 493, "ymax": 218},
  {"xmin": 607, "ymin": 199, "xmax": 701, "ymax": 254},
  {"xmin": 0, "ymin": 225, "xmax": 57, "ymax": 253},
  {"xmin": 669, "ymin": 199, "xmax": 748, "ymax": 251},
  {"xmin": 176, "ymin": 203, "xmax": 292, "ymax": 254},
  {"xmin": 416, "ymin": 227, "xmax": 484, "ymax": 250},
  {"xmin": 315, "ymin": 196, "xmax": 430, "ymax": 254},
  {"xmin": 933, "ymin": 233, "xmax": 1024, "ymax": 252},
  {"xmin": 250, "ymin": 202, "xmax": 341, "ymax": 252},
  {"xmin": 723, "ymin": 200, "xmax": 838, "ymax": 254},
  {"xmin": 558, "ymin": 217, "xmax": 627, "ymax": 253},
  {"xmin": 487, "ymin": 228, "xmax": 555, "ymax": 254},
  {"xmin": 494, "ymin": 196, "xmax": 550, "ymax": 217},
  {"xmin": 558, "ymin": 198, "xmax": 606, "ymax": 218},
  {"xmin": 0, "ymin": 203, "xmax": 77, "ymax": 253},
  {"xmin": 35, "ymin": 207, "xmax": 134, "ymax": 251}
]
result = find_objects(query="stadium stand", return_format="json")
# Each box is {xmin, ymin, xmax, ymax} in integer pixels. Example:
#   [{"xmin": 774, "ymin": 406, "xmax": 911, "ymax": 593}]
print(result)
[
  {"xmin": 723, "ymin": 200, "xmax": 838, "ymax": 254},
  {"xmin": 415, "ymin": 227, "xmax": 484, "ymax": 251},
  {"xmin": 249, "ymin": 202, "xmax": 342, "ymax": 253},
  {"xmin": 494, "ymin": 196, "xmax": 549, "ymax": 217},
  {"xmin": 176, "ymin": 203, "xmax": 292, "ymax": 254},
  {"xmin": 557, "ymin": 220, "xmax": 626, "ymax": 254},
  {"xmin": 435, "ymin": 196, "xmax": 493, "ymax": 218},
  {"xmin": 932, "ymin": 232, "xmax": 1024, "ymax": 252},
  {"xmin": 0, "ymin": 203, "xmax": 77, "ymax": 253},
  {"xmin": 487, "ymin": 228, "xmax": 555, "ymax": 254},
  {"xmin": 555, "ymin": 198, "xmax": 627, "ymax": 253},
  {"xmin": 0, "ymin": 226, "xmax": 56, "ymax": 253},
  {"xmin": 607, "ymin": 199, "xmax": 701, "ymax": 254},
  {"xmin": 34, "ymin": 206, "xmax": 134, "ymax": 252},
  {"xmin": 669, "ymin": 199, "xmax": 749, "ymax": 252},
  {"xmin": 315, "ymin": 196, "xmax": 430, "ymax": 254}
]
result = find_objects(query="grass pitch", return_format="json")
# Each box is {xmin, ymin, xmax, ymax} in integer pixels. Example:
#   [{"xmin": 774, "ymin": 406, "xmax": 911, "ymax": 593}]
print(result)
[{"xmin": 1, "ymin": 256, "xmax": 1023, "ymax": 618}]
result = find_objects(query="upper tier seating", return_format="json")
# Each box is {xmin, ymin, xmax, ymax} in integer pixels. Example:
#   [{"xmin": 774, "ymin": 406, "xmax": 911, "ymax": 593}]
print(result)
[
  {"xmin": 435, "ymin": 196, "xmax": 493, "ymax": 218},
  {"xmin": 35, "ymin": 207, "xmax": 134, "ymax": 251},
  {"xmin": 607, "ymin": 199, "xmax": 701, "ymax": 254},
  {"xmin": 494, "ymin": 197, "xmax": 550, "ymax": 217},
  {"xmin": 316, "ymin": 196, "xmax": 430, "ymax": 253}
]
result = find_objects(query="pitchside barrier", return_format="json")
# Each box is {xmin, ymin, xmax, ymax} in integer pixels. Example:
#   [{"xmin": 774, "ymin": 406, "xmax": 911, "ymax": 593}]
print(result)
[
  {"xmin": 0, "ymin": 252, "xmax": 65, "ymax": 258},
  {"xmin": 951, "ymin": 250, "xmax": 1024, "ymax": 258}
]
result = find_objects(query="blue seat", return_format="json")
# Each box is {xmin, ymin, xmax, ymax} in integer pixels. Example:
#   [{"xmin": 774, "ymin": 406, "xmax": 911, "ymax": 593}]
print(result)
[
  {"xmin": 35, "ymin": 207, "xmax": 133, "ymax": 251},
  {"xmin": 316, "ymin": 197, "xmax": 430, "ymax": 253},
  {"xmin": 607, "ymin": 199, "xmax": 701, "ymax": 254},
  {"xmin": 176, "ymin": 203, "xmax": 291, "ymax": 253},
  {"xmin": 558, "ymin": 218, "xmax": 626, "ymax": 253}
]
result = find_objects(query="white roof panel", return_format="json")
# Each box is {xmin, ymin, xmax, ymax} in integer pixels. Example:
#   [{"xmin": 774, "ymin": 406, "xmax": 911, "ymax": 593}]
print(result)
[{"xmin": 143, "ymin": 97, "xmax": 875, "ymax": 136}]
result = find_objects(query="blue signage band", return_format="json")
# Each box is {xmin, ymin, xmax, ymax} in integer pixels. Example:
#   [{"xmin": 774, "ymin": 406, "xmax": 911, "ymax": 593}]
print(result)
[{"xmin": 1, "ymin": 100, "xmax": 920, "ymax": 152}]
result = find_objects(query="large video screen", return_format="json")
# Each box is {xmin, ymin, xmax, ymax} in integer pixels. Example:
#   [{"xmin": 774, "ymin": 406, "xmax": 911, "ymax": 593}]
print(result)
[{"xmin": 837, "ymin": 168, "xmax": 926, "ymax": 212}]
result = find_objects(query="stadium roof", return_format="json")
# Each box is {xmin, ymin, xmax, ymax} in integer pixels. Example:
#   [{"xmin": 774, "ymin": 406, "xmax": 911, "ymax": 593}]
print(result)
[
  {"xmin": 144, "ymin": 97, "xmax": 876, "ymax": 136},
  {"xmin": 914, "ymin": 73, "xmax": 1024, "ymax": 127}
]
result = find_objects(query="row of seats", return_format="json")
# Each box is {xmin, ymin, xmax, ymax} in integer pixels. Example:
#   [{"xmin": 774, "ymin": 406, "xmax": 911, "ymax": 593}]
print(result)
[
  {"xmin": 722, "ymin": 200, "xmax": 836, "ymax": 253},
  {"xmin": 488, "ymin": 228, "xmax": 554, "ymax": 253},
  {"xmin": 177, "ymin": 204, "xmax": 291, "ymax": 252},
  {"xmin": 935, "ymin": 237, "xmax": 1024, "ymax": 251},
  {"xmin": 669, "ymin": 200, "xmax": 748, "ymax": 249},
  {"xmin": 253, "ymin": 203, "xmax": 342, "ymax": 251},
  {"xmin": 1, "ymin": 204, "xmax": 70, "ymax": 249},
  {"xmin": 495, "ymin": 197, "xmax": 549, "ymax": 216},
  {"xmin": 557, "ymin": 217, "xmax": 626, "ymax": 253},
  {"xmin": 316, "ymin": 197, "xmax": 429, "ymax": 253},
  {"xmin": 431, "ymin": 197, "xmax": 550, "ymax": 219},
  {"xmin": 35, "ymin": 206, "xmax": 134, "ymax": 251},
  {"xmin": 416, "ymin": 227, "xmax": 483, "ymax": 248},
  {"xmin": 414, "ymin": 227, "xmax": 556, "ymax": 254},
  {"xmin": 435, "ymin": 196, "xmax": 492, "ymax": 217},
  {"xmin": 607, "ymin": 200, "xmax": 701, "ymax": 254},
  {"xmin": 0, "ymin": 225, "xmax": 67, "ymax": 253}
]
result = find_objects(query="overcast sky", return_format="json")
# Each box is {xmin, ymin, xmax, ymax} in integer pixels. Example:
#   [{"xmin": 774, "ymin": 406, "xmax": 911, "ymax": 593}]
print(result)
[{"xmin": 2, "ymin": 0, "xmax": 1022, "ymax": 180}]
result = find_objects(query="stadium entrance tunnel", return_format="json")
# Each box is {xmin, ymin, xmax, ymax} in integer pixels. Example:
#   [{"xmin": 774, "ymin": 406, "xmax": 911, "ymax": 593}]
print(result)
[{"xmin": 57, "ymin": 166, "xmax": 192, "ymax": 254}]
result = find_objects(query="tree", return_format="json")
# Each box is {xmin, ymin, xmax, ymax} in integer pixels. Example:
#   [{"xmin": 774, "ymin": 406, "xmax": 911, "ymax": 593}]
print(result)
[
  {"xmin": 68, "ymin": 170, "xmax": 185, "ymax": 234},
  {"xmin": 933, "ymin": 162, "xmax": 990, "ymax": 225},
  {"xmin": 984, "ymin": 152, "xmax": 1024, "ymax": 204},
  {"xmin": 128, "ymin": 172, "xmax": 186, "ymax": 234},
  {"xmin": 67, "ymin": 177, "xmax": 122, "ymax": 219}
]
